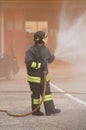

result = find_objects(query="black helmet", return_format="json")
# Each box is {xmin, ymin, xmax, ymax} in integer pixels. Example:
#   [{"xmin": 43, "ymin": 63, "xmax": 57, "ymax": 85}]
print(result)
[{"xmin": 34, "ymin": 31, "xmax": 47, "ymax": 44}]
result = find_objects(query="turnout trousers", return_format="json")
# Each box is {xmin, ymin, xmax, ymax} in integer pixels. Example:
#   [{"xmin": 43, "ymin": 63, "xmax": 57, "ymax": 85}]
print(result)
[{"xmin": 28, "ymin": 81, "xmax": 56, "ymax": 115}]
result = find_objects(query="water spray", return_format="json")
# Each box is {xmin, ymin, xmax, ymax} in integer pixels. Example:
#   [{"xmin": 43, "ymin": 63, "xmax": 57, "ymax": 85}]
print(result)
[{"xmin": 54, "ymin": 5, "xmax": 86, "ymax": 73}]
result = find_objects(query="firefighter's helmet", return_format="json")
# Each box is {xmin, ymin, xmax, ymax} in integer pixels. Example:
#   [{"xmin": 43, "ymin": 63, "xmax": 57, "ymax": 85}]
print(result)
[{"xmin": 34, "ymin": 31, "xmax": 47, "ymax": 44}]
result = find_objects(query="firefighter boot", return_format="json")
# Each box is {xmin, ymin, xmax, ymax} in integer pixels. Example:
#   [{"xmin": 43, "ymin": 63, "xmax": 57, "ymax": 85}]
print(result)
[
  {"xmin": 32, "ymin": 105, "xmax": 44, "ymax": 116},
  {"xmin": 44, "ymin": 100, "xmax": 61, "ymax": 115},
  {"xmin": 31, "ymin": 97, "xmax": 44, "ymax": 116}
]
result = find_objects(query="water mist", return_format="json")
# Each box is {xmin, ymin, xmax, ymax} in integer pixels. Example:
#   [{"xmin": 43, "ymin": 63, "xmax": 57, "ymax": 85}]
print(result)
[{"xmin": 55, "ymin": 9, "xmax": 86, "ymax": 73}]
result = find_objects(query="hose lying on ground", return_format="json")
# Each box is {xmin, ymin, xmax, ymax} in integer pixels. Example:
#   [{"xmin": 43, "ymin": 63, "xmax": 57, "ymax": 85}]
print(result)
[{"xmin": 0, "ymin": 71, "xmax": 47, "ymax": 117}]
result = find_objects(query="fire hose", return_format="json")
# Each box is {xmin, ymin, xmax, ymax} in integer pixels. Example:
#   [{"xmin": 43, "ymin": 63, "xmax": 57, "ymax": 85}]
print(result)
[{"xmin": 0, "ymin": 71, "xmax": 47, "ymax": 117}]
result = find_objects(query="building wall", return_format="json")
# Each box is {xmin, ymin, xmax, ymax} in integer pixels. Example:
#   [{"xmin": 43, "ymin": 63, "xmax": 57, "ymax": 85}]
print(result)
[
  {"xmin": 0, "ymin": 0, "xmax": 86, "ymax": 66},
  {"xmin": 4, "ymin": 9, "xmax": 26, "ymax": 63},
  {"xmin": 0, "ymin": 5, "xmax": 59, "ymax": 65}
]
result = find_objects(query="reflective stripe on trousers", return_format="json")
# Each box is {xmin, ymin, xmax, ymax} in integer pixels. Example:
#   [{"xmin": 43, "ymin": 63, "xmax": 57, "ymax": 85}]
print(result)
[
  {"xmin": 33, "ymin": 94, "xmax": 53, "ymax": 105},
  {"xmin": 33, "ymin": 99, "xmax": 40, "ymax": 104},
  {"xmin": 44, "ymin": 95, "xmax": 53, "ymax": 102}
]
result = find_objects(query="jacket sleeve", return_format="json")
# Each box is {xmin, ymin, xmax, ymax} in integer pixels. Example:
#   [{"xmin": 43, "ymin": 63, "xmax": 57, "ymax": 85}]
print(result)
[
  {"xmin": 25, "ymin": 48, "xmax": 42, "ymax": 69},
  {"xmin": 46, "ymin": 48, "xmax": 55, "ymax": 63}
]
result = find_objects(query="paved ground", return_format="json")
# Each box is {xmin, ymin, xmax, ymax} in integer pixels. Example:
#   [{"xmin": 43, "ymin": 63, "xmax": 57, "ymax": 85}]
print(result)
[{"xmin": 0, "ymin": 65, "xmax": 86, "ymax": 130}]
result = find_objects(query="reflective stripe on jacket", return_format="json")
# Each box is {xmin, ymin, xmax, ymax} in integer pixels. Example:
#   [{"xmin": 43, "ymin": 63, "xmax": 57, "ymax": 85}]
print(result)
[
  {"xmin": 27, "ymin": 74, "xmax": 50, "ymax": 83},
  {"xmin": 31, "ymin": 61, "xmax": 41, "ymax": 69}
]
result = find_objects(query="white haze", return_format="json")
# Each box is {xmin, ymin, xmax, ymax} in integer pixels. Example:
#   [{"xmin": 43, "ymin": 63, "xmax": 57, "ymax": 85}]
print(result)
[{"xmin": 55, "ymin": 10, "xmax": 86, "ymax": 72}]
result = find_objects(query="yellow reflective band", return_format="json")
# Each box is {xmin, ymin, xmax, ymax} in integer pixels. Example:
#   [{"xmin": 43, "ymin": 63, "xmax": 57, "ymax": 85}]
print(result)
[
  {"xmin": 31, "ymin": 62, "xmax": 36, "ymax": 68},
  {"xmin": 27, "ymin": 75, "xmax": 41, "ymax": 83},
  {"xmin": 27, "ymin": 74, "xmax": 49, "ymax": 83},
  {"xmin": 44, "ymin": 95, "xmax": 53, "ymax": 102},
  {"xmin": 38, "ymin": 63, "xmax": 41, "ymax": 69},
  {"xmin": 33, "ymin": 99, "xmax": 40, "ymax": 104},
  {"xmin": 43, "ymin": 34, "xmax": 48, "ymax": 42},
  {"xmin": 46, "ymin": 74, "xmax": 50, "ymax": 81},
  {"xmin": 36, "ymin": 36, "xmax": 39, "ymax": 41}
]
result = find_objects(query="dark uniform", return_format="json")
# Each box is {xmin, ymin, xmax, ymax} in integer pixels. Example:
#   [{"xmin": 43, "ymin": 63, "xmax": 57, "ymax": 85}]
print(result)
[{"xmin": 25, "ymin": 31, "xmax": 61, "ymax": 116}]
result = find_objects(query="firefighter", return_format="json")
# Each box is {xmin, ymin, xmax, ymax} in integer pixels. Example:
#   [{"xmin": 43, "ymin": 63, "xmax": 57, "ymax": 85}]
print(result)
[{"xmin": 25, "ymin": 30, "xmax": 61, "ymax": 116}]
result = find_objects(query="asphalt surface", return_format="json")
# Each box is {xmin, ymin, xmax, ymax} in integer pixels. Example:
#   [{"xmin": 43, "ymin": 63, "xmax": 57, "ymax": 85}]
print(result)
[{"xmin": 0, "ymin": 66, "xmax": 86, "ymax": 130}]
